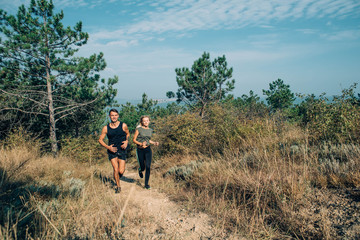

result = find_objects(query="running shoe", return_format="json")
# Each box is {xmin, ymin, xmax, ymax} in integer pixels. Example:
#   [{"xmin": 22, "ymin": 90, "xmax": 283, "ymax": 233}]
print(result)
[
  {"xmin": 144, "ymin": 185, "xmax": 151, "ymax": 190},
  {"xmin": 138, "ymin": 171, "xmax": 143, "ymax": 178},
  {"xmin": 115, "ymin": 186, "xmax": 121, "ymax": 194}
]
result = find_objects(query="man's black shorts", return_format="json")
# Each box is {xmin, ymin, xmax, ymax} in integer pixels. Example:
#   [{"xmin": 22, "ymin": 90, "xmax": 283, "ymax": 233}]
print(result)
[{"xmin": 108, "ymin": 150, "xmax": 127, "ymax": 161}]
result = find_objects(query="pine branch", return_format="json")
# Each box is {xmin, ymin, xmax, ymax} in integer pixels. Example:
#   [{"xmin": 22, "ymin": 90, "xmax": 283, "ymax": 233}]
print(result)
[
  {"xmin": 0, "ymin": 89, "xmax": 47, "ymax": 107},
  {"xmin": 54, "ymin": 97, "xmax": 98, "ymax": 119},
  {"xmin": 0, "ymin": 107, "xmax": 48, "ymax": 116},
  {"xmin": 183, "ymin": 75, "xmax": 205, "ymax": 105}
]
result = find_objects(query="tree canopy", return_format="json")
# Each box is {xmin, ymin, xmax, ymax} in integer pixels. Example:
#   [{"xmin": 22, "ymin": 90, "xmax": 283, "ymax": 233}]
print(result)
[
  {"xmin": 0, "ymin": 0, "xmax": 117, "ymax": 155},
  {"xmin": 167, "ymin": 52, "xmax": 235, "ymax": 117},
  {"xmin": 263, "ymin": 79, "xmax": 295, "ymax": 111}
]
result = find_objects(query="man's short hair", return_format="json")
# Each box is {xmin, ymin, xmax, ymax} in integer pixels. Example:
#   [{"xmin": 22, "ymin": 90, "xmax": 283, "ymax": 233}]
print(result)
[{"xmin": 109, "ymin": 108, "xmax": 119, "ymax": 115}]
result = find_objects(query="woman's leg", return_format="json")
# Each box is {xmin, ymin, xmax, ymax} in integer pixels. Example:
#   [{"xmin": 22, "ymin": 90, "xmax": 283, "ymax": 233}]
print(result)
[
  {"xmin": 144, "ymin": 148, "xmax": 152, "ymax": 187},
  {"xmin": 137, "ymin": 148, "xmax": 145, "ymax": 177}
]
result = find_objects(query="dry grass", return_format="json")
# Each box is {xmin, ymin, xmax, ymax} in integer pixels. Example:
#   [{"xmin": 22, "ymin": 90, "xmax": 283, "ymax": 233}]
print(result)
[
  {"xmin": 152, "ymin": 112, "xmax": 360, "ymax": 239},
  {"xmin": 2, "ymin": 109, "xmax": 360, "ymax": 239},
  {"xmin": 0, "ymin": 131, "xmax": 166, "ymax": 239},
  {"xmin": 2, "ymin": 130, "xmax": 226, "ymax": 239}
]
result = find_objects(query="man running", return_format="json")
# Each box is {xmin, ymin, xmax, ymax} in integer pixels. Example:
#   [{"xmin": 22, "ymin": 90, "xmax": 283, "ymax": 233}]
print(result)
[{"xmin": 99, "ymin": 109, "xmax": 130, "ymax": 193}]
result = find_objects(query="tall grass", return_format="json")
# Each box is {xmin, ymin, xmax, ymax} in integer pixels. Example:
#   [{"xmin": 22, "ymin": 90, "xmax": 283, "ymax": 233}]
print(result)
[
  {"xmin": 2, "ymin": 100, "xmax": 359, "ymax": 239},
  {"xmin": 152, "ymin": 104, "xmax": 360, "ymax": 239},
  {"xmin": 0, "ymin": 130, "xmax": 157, "ymax": 239}
]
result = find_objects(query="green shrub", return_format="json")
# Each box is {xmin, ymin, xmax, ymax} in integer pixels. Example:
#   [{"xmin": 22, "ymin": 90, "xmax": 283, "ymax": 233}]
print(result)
[
  {"xmin": 155, "ymin": 104, "xmax": 277, "ymax": 156},
  {"xmin": 156, "ymin": 112, "xmax": 209, "ymax": 155},
  {"xmin": 298, "ymin": 85, "xmax": 360, "ymax": 143},
  {"xmin": 206, "ymin": 104, "xmax": 277, "ymax": 153},
  {"xmin": 60, "ymin": 135, "xmax": 107, "ymax": 164},
  {"xmin": 1, "ymin": 127, "xmax": 42, "ymax": 154}
]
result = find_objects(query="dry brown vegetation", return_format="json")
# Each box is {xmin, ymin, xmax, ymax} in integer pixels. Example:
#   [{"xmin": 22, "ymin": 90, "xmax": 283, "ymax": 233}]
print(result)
[
  {"xmin": 0, "ymin": 130, "xmax": 225, "ymax": 239},
  {"xmin": 1, "ymin": 131, "xmax": 126, "ymax": 239},
  {"xmin": 152, "ymin": 104, "xmax": 360, "ymax": 239},
  {"xmin": 0, "ymin": 130, "xmax": 184, "ymax": 239},
  {"xmin": 1, "ymin": 102, "xmax": 360, "ymax": 239}
]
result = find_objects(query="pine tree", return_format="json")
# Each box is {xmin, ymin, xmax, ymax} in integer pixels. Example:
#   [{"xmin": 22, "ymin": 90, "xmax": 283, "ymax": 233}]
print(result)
[
  {"xmin": 0, "ymin": 0, "xmax": 117, "ymax": 156},
  {"xmin": 168, "ymin": 52, "xmax": 235, "ymax": 117},
  {"xmin": 263, "ymin": 79, "xmax": 295, "ymax": 111}
]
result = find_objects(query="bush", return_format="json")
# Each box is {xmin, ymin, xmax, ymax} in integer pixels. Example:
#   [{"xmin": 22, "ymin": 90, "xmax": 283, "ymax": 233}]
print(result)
[
  {"xmin": 60, "ymin": 135, "xmax": 107, "ymax": 164},
  {"xmin": 156, "ymin": 112, "xmax": 209, "ymax": 155},
  {"xmin": 205, "ymin": 104, "xmax": 268, "ymax": 153},
  {"xmin": 153, "ymin": 102, "xmax": 360, "ymax": 239},
  {"xmin": 298, "ymin": 85, "xmax": 360, "ymax": 143},
  {"xmin": 1, "ymin": 127, "xmax": 43, "ymax": 154},
  {"xmin": 155, "ymin": 104, "xmax": 275, "ymax": 156}
]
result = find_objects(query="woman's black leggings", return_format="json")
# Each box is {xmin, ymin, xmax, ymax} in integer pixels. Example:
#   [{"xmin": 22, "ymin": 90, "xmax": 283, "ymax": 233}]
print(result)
[{"xmin": 136, "ymin": 147, "xmax": 152, "ymax": 186}]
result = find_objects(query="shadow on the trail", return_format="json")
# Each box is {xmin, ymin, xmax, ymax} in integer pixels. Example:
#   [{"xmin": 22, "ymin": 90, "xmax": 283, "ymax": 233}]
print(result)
[
  {"xmin": 347, "ymin": 189, "xmax": 360, "ymax": 202},
  {"xmin": 121, "ymin": 175, "xmax": 136, "ymax": 183},
  {"xmin": 94, "ymin": 171, "xmax": 136, "ymax": 189}
]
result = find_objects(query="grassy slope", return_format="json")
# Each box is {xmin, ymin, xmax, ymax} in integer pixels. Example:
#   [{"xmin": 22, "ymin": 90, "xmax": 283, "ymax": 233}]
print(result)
[{"xmin": 1, "ymin": 110, "xmax": 360, "ymax": 239}]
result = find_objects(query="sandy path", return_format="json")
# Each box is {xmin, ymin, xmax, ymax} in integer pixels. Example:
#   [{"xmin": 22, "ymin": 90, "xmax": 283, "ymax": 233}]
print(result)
[{"xmin": 109, "ymin": 170, "xmax": 224, "ymax": 239}]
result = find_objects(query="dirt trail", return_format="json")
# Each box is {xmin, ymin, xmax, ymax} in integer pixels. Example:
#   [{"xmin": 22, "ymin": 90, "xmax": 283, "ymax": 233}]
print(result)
[{"xmin": 109, "ymin": 170, "xmax": 231, "ymax": 239}]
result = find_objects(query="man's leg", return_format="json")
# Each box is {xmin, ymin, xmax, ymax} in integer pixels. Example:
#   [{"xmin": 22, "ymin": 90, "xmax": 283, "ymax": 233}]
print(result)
[
  {"xmin": 118, "ymin": 159, "xmax": 126, "ymax": 178},
  {"xmin": 110, "ymin": 158, "xmax": 121, "ymax": 188}
]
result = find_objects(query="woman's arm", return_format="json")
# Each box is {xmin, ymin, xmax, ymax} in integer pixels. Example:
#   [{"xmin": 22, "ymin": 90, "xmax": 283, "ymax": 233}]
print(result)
[
  {"xmin": 133, "ymin": 129, "xmax": 147, "ymax": 148},
  {"xmin": 149, "ymin": 140, "xmax": 159, "ymax": 146}
]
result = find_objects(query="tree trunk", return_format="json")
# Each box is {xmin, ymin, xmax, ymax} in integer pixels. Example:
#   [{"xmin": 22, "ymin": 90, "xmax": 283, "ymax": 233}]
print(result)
[
  {"xmin": 75, "ymin": 122, "xmax": 79, "ymax": 138},
  {"xmin": 200, "ymin": 103, "xmax": 206, "ymax": 118},
  {"xmin": 46, "ymin": 58, "xmax": 58, "ymax": 157},
  {"xmin": 48, "ymin": 93, "xmax": 58, "ymax": 156},
  {"xmin": 44, "ymin": 16, "xmax": 58, "ymax": 157}
]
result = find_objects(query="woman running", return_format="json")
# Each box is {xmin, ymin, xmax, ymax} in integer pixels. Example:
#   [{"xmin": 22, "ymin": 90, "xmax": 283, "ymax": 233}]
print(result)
[{"xmin": 133, "ymin": 116, "xmax": 159, "ymax": 189}]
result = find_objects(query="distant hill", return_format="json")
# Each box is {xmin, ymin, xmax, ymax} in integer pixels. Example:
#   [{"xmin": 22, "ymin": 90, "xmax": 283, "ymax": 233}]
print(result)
[{"xmin": 115, "ymin": 98, "xmax": 177, "ymax": 107}]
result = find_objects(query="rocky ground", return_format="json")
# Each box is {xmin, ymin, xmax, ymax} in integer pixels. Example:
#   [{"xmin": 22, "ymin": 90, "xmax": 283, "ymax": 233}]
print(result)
[{"xmin": 306, "ymin": 188, "xmax": 360, "ymax": 239}]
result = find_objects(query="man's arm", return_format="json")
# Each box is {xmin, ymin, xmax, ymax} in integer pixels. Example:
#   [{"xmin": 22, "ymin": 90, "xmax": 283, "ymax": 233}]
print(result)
[{"xmin": 99, "ymin": 125, "xmax": 117, "ymax": 153}]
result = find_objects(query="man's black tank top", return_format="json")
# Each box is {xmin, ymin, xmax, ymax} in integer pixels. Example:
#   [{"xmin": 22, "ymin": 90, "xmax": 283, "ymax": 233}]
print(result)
[{"xmin": 107, "ymin": 122, "xmax": 126, "ymax": 153}]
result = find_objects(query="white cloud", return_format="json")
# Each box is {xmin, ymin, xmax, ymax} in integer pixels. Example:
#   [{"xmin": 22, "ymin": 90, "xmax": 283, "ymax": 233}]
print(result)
[
  {"xmin": 0, "ymin": 0, "xmax": 29, "ymax": 13},
  {"xmin": 82, "ymin": 0, "xmax": 360, "ymax": 45},
  {"xmin": 106, "ymin": 40, "xmax": 138, "ymax": 47},
  {"xmin": 296, "ymin": 28, "xmax": 319, "ymax": 34},
  {"xmin": 3, "ymin": 0, "xmax": 359, "ymax": 43},
  {"xmin": 124, "ymin": 0, "xmax": 359, "ymax": 33},
  {"xmin": 0, "ymin": 0, "xmax": 108, "ymax": 11},
  {"xmin": 321, "ymin": 29, "xmax": 360, "ymax": 41},
  {"xmin": 2, "ymin": 0, "xmax": 358, "ymax": 99}
]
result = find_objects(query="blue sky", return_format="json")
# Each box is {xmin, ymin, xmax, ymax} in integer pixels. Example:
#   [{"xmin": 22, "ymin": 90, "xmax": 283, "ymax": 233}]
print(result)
[{"xmin": 2, "ymin": 0, "xmax": 360, "ymax": 101}]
